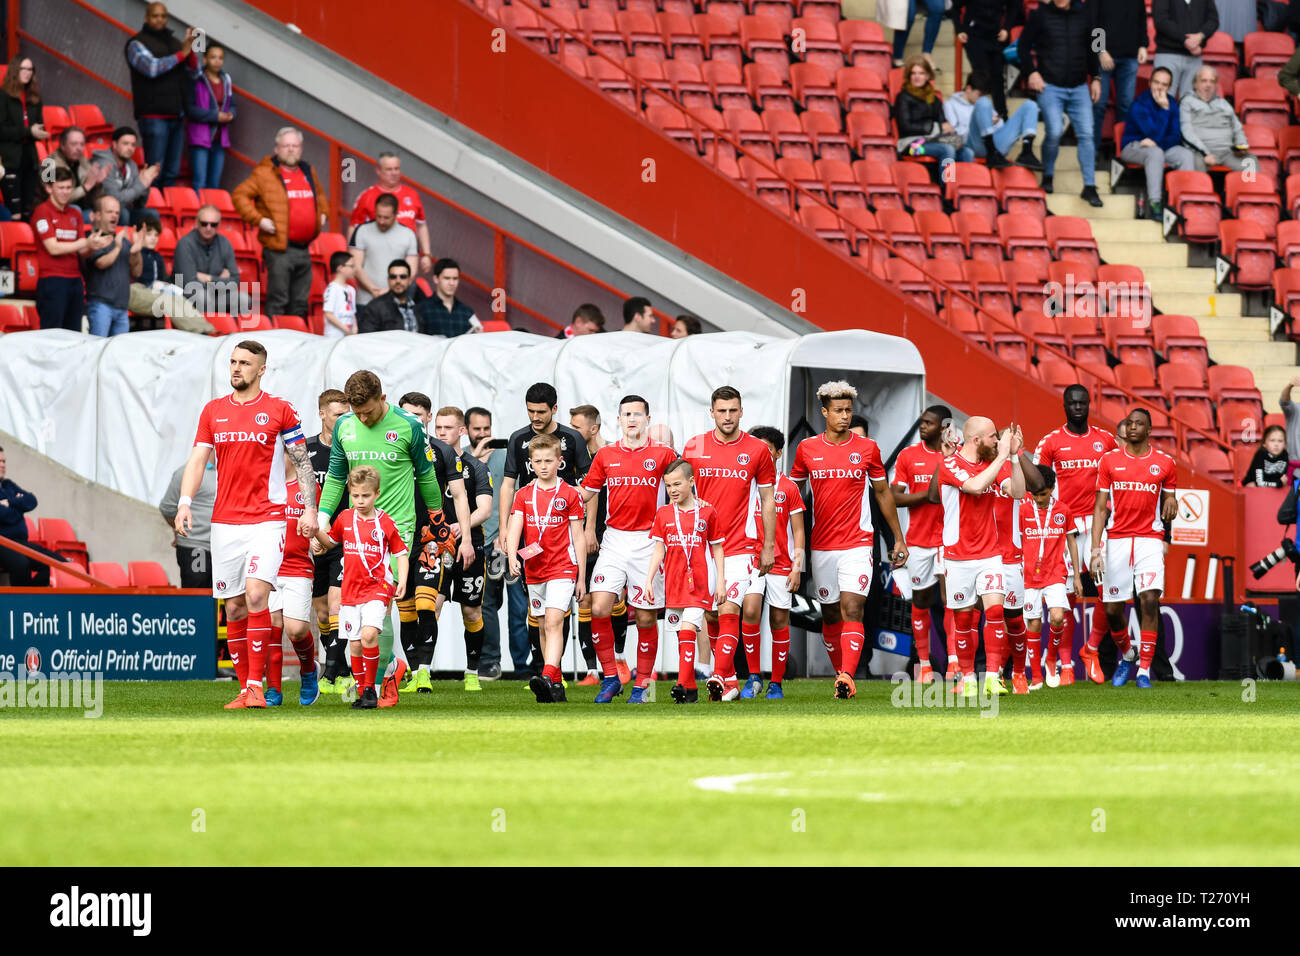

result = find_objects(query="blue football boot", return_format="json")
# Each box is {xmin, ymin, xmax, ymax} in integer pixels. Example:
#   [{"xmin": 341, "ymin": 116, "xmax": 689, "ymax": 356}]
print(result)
[
  {"xmin": 1112, "ymin": 658, "xmax": 1134, "ymax": 687},
  {"xmin": 740, "ymin": 675, "xmax": 764, "ymax": 698},
  {"xmin": 594, "ymin": 676, "xmax": 622, "ymax": 703},
  {"xmin": 764, "ymin": 681, "xmax": 784, "ymax": 699},
  {"xmin": 299, "ymin": 666, "xmax": 320, "ymax": 706}
]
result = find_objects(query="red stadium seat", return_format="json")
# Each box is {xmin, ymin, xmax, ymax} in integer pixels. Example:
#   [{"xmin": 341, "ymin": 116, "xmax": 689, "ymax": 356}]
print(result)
[
  {"xmin": 1190, "ymin": 446, "xmax": 1235, "ymax": 483},
  {"xmin": 1165, "ymin": 171, "xmax": 1221, "ymax": 242},
  {"xmin": 962, "ymin": 259, "xmax": 1013, "ymax": 313},
  {"xmin": 837, "ymin": 19, "xmax": 891, "ymax": 78},
  {"xmin": 1219, "ymin": 220, "xmax": 1276, "ymax": 290},
  {"xmin": 837, "ymin": 207, "xmax": 879, "ymax": 257},
  {"xmin": 656, "ymin": 12, "xmax": 704, "ymax": 63},
  {"xmin": 845, "ymin": 111, "xmax": 894, "ymax": 165},
  {"xmin": 800, "ymin": 109, "xmax": 850, "ymax": 161},
  {"xmin": 745, "ymin": 62, "xmax": 795, "ymax": 112},
  {"xmin": 724, "ymin": 108, "xmax": 776, "ymax": 160},
  {"xmin": 205, "ymin": 313, "xmax": 239, "ymax": 335},
  {"xmin": 793, "ymin": 17, "xmax": 845, "ymax": 73},
  {"xmin": 887, "ymin": 257, "xmax": 937, "ymax": 311},
  {"xmin": 876, "ymin": 209, "xmax": 926, "ymax": 264},
  {"xmin": 1001, "ymin": 260, "xmax": 1044, "ymax": 311},
  {"xmin": 915, "ymin": 210, "xmax": 964, "ymax": 262},
  {"xmin": 271, "ymin": 313, "xmax": 310, "ymax": 332},
  {"xmin": 0, "ymin": 303, "xmax": 31, "ymax": 333},
  {"xmin": 950, "ymin": 210, "xmax": 1001, "ymax": 262},
  {"xmin": 1244, "ymin": 124, "xmax": 1280, "ymax": 182},
  {"xmin": 764, "ymin": 109, "xmax": 811, "ymax": 161},
  {"xmin": 1102, "ymin": 314, "xmax": 1156, "ymax": 374},
  {"xmin": 42, "ymin": 105, "xmax": 71, "ymax": 139},
  {"xmin": 945, "ymin": 165, "xmax": 999, "ymax": 227},
  {"xmin": 38, "ymin": 518, "xmax": 88, "ymax": 568},
  {"xmin": 738, "ymin": 156, "xmax": 792, "ymax": 212},
  {"xmin": 992, "ymin": 165, "xmax": 1047, "ymax": 218},
  {"xmin": 1201, "ymin": 32, "xmax": 1239, "ymax": 86},
  {"xmin": 799, "ymin": 205, "xmax": 852, "ymax": 253},
  {"xmin": 693, "ymin": 13, "xmax": 743, "ymax": 68},
  {"xmin": 997, "ymin": 213, "xmax": 1052, "ymax": 276},
  {"xmin": 739, "ymin": 16, "xmax": 791, "ymax": 81},
  {"xmin": 128, "ymin": 561, "xmax": 172, "ymax": 587},
  {"xmin": 1115, "ymin": 363, "xmax": 1166, "ymax": 405},
  {"xmin": 1234, "ymin": 78, "xmax": 1290, "ymax": 132},
  {"xmin": 89, "ymin": 562, "xmax": 130, "ymax": 588},
  {"xmin": 577, "ymin": 9, "xmax": 627, "ymax": 58},
  {"xmin": 1096, "ymin": 264, "xmax": 1152, "ymax": 323},
  {"xmin": 1244, "ymin": 31, "xmax": 1295, "ymax": 79},
  {"xmin": 776, "ymin": 156, "xmax": 827, "ymax": 205},
  {"xmin": 799, "ymin": 0, "xmax": 844, "ymax": 23},
  {"xmin": 1019, "ymin": 310, "xmax": 1066, "ymax": 355},
  {"xmin": 1276, "ymin": 221, "xmax": 1300, "ymax": 270},
  {"xmin": 940, "ymin": 304, "xmax": 990, "ymax": 349},
  {"xmin": 834, "ymin": 66, "xmax": 889, "ymax": 120},
  {"xmin": 814, "ymin": 158, "xmax": 866, "ymax": 207},
  {"xmin": 51, "ymin": 566, "xmax": 90, "ymax": 589},
  {"xmin": 626, "ymin": 57, "xmax": 672, "ymax": 106},
  {"xmin": 620, "ymin": 12, "xmax": 667, "ymax": 61},
  {"xmin": 1226, "ymin": 177, "xmax": 1282, "ymax": 239},
  {"xmin": 703, "ymin": 0, "xmax": 746, "ymax": 30},
  {"xmin": 0, "ymin": 221, "xmax": 39, "ymax": 294},
  {"xmin": 1045, "ymin": 217, "xmax": 1101, "ymax": 269},
  {"xmin": 1060, "ymin": 314, "xmax": 1107, "ymax": 365},
  {"xmin": 1034, "ymin": 358, "xmax": 1080, "ymax": 390},
  {"xmin": 1152, "ymin": 314, "xmax": 1209, "ymax": 371},
  {"xmin": 647, "ymin": 103, "xmax": 698, "ymax": 150},
  {"xmin": 663, "ymin": 59, "xmax": 711, "ymax": 109},
  {"xmin": 891, "ymin": 162, "xmax": 942, "ymax": 211}
]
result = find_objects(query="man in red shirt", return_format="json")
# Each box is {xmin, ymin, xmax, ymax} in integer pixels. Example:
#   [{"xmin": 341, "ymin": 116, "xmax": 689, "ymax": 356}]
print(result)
[
  {"xmin": 231, "ymin": 126, "xmax": 329, "ymax": 319},
  {"xmin": 790, "ymin": 381, "xmax": 908, "ymax": 701},
  {"xmin": 1033, "ymin": 384, "xmax": 1119, "ymax": 682},
  {"xmin": 682, "ymin": 386, "xmax": 776, "ymax": 701},
  {"xmin": 349, "ymin": 152, "xmax": 432, "ymax": 274},
  {"xmin": 934, "ymin": 416, "xmax": 1026, "ymax": 697},
  {"xmin": 33, "ymin": 167, "xmax": 113, "ymax": 330},
  {"xmin": 1089, "ymin": 408, "xmax": 1178, "ymax": 689},
  {"xmin": 173, "ymin": 340, "xmax": 319, "ymax": 709},
  {"xmin": 891, "ymin": 404, "xmax": 951, "ymax": 683}
]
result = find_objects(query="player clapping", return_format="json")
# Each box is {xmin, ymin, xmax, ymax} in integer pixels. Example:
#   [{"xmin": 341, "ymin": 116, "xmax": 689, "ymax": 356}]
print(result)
[
  {"xmin": 1018, "ymin": 466, "xmax": 1083, "ymax": 691},
  {"xmin": 748, "ymin": 427, "xmax": 805, "ymax": 700}
]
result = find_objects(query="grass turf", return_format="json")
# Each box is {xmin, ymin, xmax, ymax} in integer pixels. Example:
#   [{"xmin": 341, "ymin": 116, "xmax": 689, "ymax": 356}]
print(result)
[{"xmin": 1, "ymin": 677, "xmax": 1296, "ymax": 866}]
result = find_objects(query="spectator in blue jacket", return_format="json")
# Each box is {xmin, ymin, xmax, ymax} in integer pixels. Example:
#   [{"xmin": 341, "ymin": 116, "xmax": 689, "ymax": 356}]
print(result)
[
  {"xmin": 186, "ymin": 42, "xmax": 236, "ymax": 191},
  {"xmin": 1119, "ymin": 66, "xmax": 1194, "ymax": 220},
  {"xmin": 0, "ymin": 444, "xmax": 63, "ymax": 587}
]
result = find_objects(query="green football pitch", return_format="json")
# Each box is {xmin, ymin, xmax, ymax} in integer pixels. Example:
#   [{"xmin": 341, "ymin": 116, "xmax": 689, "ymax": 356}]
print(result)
[{"xmin": 2, "ymin": 678, "xmax": 1296, "ymax": 866}]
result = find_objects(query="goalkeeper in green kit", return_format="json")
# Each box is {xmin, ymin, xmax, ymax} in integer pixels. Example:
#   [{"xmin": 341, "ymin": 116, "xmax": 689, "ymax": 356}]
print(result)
[{"xmin": 316, "ymin": 370, "xmax": 470, "ymax": 705}]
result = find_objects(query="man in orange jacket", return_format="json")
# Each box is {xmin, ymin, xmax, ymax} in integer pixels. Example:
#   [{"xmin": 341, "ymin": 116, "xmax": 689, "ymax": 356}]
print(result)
[{"xmin": 232, "ymin": 126, "xmax": 329, "ymax": 319}]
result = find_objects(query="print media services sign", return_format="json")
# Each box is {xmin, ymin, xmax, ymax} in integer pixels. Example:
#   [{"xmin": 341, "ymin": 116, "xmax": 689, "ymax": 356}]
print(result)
[{"xmin": 0, "ymin": 593, "xmax": 216, "ymax": 679}]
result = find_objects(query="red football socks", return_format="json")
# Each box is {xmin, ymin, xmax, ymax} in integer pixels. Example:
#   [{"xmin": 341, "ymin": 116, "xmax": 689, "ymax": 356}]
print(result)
[
  {"xmin": 706, "ymin": 618, "xmax": 719, "ymax": 658},
  {"xmin": 591, "ymin": 615, "xmax": 618, "ymax": 677},
  {"xmin": 839, "ymin": 621, "xmax": 866, "ymax": 676},
  {"xmin": 350, "ymin": 653, "xmax": 364, "ymax": 688},
  {"xmin": 291, "ymin": 634, "xmax": 315, "ymax": 672},
  {"xmin": 1089, "ymin": 603, "xmax": 1109, "ymax": 651},
  {"xmin": 1005, "ymin": 613, "xmax": 1026, "ymax": 675},
  {"xmin": 636, "ymin": 625, "xmax": 659, "ymax": 687},
  {"xmin": 361, "ymin": 646, "xmax": 380, "ymax": 691},
  {"xmin": 677, "ymin": 630, "xmax": 697, "ymax": 689},
  {"xmin": 716, "ymin": 613, "xmax": 740, "ymax": 679},
  {"xmin": 741, "ymin": 621, "xmax": 762, "ymax": 675},
  {"xmin": 912, "ymin": 607, "xmax": 931, "ymax": 665},
  {"xmin": 1027, "ymin": 630, "xmax": 1042, "ymax": 681},
  {"xmin": 771, "ymin": 626, "xmax": 790, "ymax": 684},
  {"xmin": 954, "ymin": 608, "xmax": 978, "ymax": 676},
  {"xmin": 1138, "ymin": 629, "xmax": 1157, "ymax": 670},
  {"xmin": 944, "ymin": 612, "xmax": 957, "ymax": 666},
  {"xmin": 267, "ymin": 624, "xmax": 283, "ymax": 691},
  {"xmin": 1111, "ymin": 628, "xmax": 1133, "ymax": 657},
  {"xmin": 542, "ymin": 663, "xmax": 562, "ymax": 683},
  {"xmin": 822, "ymin": 620, "xmax": 843, "ymax": 672},
  {"xmin": 226, "ymin": 616, "xmax": 248, "ymax": 687},
  {"xmin": 1057, "ymin": 606, "xmax": 1074, "ymax": 665},
  {"xmin": 1048, "ymin": 620, "xmax": 1064, "ymax": 662},
  {"xmin": 983, "ymin": 604, "xmax": 1006, "ymax": 674},
  {"xmin": 244, "ymin": 607, "xmax": 271, "ymax": 690}
]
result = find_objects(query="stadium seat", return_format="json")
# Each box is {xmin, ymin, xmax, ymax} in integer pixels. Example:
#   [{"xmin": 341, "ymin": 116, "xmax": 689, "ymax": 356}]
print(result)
[
  {"xmin": 626, "ymin": 57, "xmax": 671, "ymax": 106},
  {"xmin": 800, "ymin": 0, "xmax": 844, "ymax": 23},
  {"xmin": 940, "ymin": 304, "xmax": 990, "ymax": 349},
  {"xmin": 1034, "ymin": 358, "xmax": 1080, "ymax": 390},
  {"xmin": 205, "ymin": 313, "xmax": 240, "ymax": 335},
  {"xmin": 1103, "ymin": 314, "xmax": 1156, "ymax": 373},
  {"xmin": 845, "ymin": 111, "xmax": 895, "ymax": 165},
  {"xmin": 620, "ymin": 12, "xmax": 667, "ymax": 61},
  {"xmin": 744, "ymin": 62, "xmax": 795, "ymax": 112},
  {"xmin": 724, "ymin": 108, "xmax": 776, "ymax": 160},
  {"xmin": 887, "ymin": 257, "xmax": 937, "ymax": 311},
  {"xmin": 891, "ymin": 162, "xmax": 942, "ymax": 211},
  {"xmin": 962, "ymin": 259, "xmax": 1013, "ymax": 313},
  {"xmin": 945, "ymin": 165, "xmax": 999, "ymax": 227},
  {"xmin": 1244, "ymin": 31, "xmax": 1295, "ymax": 80},
  {"xmin": 1201, "ymin": 32, "xmax": 1239, "ymax": 88},
  {"xmin": 694, "ymin": 13, "xmax": 743, "ymax": 68},
  {"xmin": 705, "ymin": 61, "xmax": 752, "ymax": 111},
  {"xmin": 69, "ymin": 103, "xmax": 113, "ymax": 150},
  {"xmin": 587, "ymin": 57, "xmax": 637, "ymax": 111},
  {"xmin": 992, "ymin": 165, "xmax": 1047, "ymax": 218},
  {"xmin": 776, "ymin": 156, "xmax": 827, "ymax": 205},
  {"xmin": 271, "ymin": 314, "xmax": 310, "ymax": 332},
  {"xmin": 739, "ymin": 16, "xmax": 791, "ymax": 81},
  {"xmin": 1001, "ymin": 260, "xmax": 1044, "ymax": 312},
  {"xmin": 837, "ymin": 19, "xmax": 891, "ymax": 78},
  {"xmin": 1096, "ymin": 263, "xmax": 1152, "ymax": 323},
  {"xmin": 1020, "ymin": 310, "xmax": 1067, "ymax": 355},
  {"xmin": 1165, "ymin": 171, "xmax": 1221, "ymax": 242},
  {"xmin": 1219, "ymin": 220, "xmax": 1276, "ymax": 290},
  {"xmin": 1190, "ymin": 445, "xmax": 1235, "ymax": 483},
  {"xmin": 1275, "ymin": 221, "xmax": 1300, "ymax": 270},
  {"xmin": 851, "ymin": 158, "xmax": 902, "ymax": 209},
  {"xmin": 765, "ymin": 109, "xmax": 812, "ymax": 161},
  {"xmin": 794, "ymin": 17, "xmax": 846, "ymax": 73},
  {"xmin": 0, "ymin": 221, "xmax": 39, "ymax": 293},
  {"xmin": 647, "ymin": 103, "xmax": 698, "ymax": 149},
  {"xmin": 950, "ymin": 210, "xmax": 1001, "ymax": 262},
  {"xmin": 578, "ymin": 9, "xmax": 627, "ymax": 58},
  {"xmin": 837, "ymin": 207, "xmax": 878, "ymax": 257},
  {"xmin": 42, "ymin": 105, "xmax": 71, "ymax": 139},
  {"xmin": 128, "ymin": 561, "xmax": 171, "ymax": 587},
  {"xmin": 738, "ymin": 156, "xmax": 792, "ymax": 212},
  {"xmin": 1244, "ymin": 124, "xmax": 1280, "ymax": 182},
  {"xmin": 1226, "ymin": 177, "xmax": 1282, "ymax": 239},
  {"xmin": 1234, "ymin": 79, "xmax": 1290, "ymax": 132},
  {"xmin": 997, "ymin": 213, "xmax": 1052, "ymax": 276},
  {"xmin": 1115, "ymin": 363, "xmax": 1166, "ymax": 405},
  {"xmin": 1152, "ymin": 314, "xmax": 1210, "ymax": 371},
  {"xmin": 1208, "ymin": 364, "xmax": 1264, "ymax": 404},
  {"xmin": 924, "ymin": 256, "xmax": 967, "ymax": 305},
  {"xmin": 51, "ymin": 566, "xmax": 90, "ymax": 589},
  {"xmin": 1045, "ymin": 217, "xmax": 1101, "ymax": 269},
  {"xmin": 876, "ymin": 209, "xmax": 926, "ymax": 264},
  {"xmin": 814, "ymin": 158, "xmax": 866, "ymax": 207},
  {"xmin": 89, "ymin": 562, "xmax": 130, "ymax": 588},
  {"xmin": 38, "ymin": 518, "xmax": 88, "ymax": 568},
  {"xmin": 799, "ymin": 205, "xmax": 852, "ymax": 253},
  {"xmin": 834, "ymin": 66, "xmax": 889, "ymax": 120},
  {"xmin": 663, "ymin": 60, "xmax": 711, "ymax": 109},
  {"xmin": 915, "ymin": 210, "xmax": 964, "ymax": 262},
  {"xmin": 0, "ymin": 303, "xmax": 31, "ymax": 333},
  {"xmin": 656, "ymin": 12, "xmax": 703, "ymax": 64},
  {"xmin": 801, "ymin": 109, "xmax": 851, "ymax": 160},
  {"xmin": 1060, "ymin": 313, "xmax": 1107, "ymax": 365}
]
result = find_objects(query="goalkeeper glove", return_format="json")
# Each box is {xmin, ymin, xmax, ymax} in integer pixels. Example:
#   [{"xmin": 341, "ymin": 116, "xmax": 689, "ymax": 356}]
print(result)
[{"xmin": 419, "ymin": 509, "xmax": 458, "ymax": 570}]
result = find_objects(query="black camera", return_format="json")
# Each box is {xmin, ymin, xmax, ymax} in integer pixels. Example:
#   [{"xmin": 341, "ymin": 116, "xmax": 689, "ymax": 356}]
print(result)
[{"xmin": 1249, "ymin": 538, "xmax": 1300, "ymax": 579}]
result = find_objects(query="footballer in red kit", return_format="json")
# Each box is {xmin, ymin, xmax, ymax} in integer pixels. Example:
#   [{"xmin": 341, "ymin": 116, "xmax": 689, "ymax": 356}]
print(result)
[
  {"xmin": 581, "ymin": 395, "xmax": 677, "ymax": 701},
  {"xmin": 1089, "ymin": 408, "xmax": 1178, "ymax": 689},
  {"xmin": 890, "ymin": 405, "xmax": 952, "ymax": 683},
  {"xmin": 933, "ymin": 416, "xmax": 1026, "ymax": 697},
  {"xmin": 681, "ymin": 386, "xmax": 776, "ymax": 701},
  {"xmin": 1019, "ymin": 466, "xmax": 1084, "ymax": 691},
  {"xmin": 264, "ymin": 473, "xmax": 320, "ymax": 706},
  {"xmin": 174, "ymin": 341, "xmax": 318, "ymax": 710},
  {"xmin": 789, "ymin": 382, "xmax": 907, "ymax": 701},
  {"xmin": 749, "ymin": 427, "xmax": 806, "ymax": 699},
  {"xmin": 645, "ymin": 460, "xmax": 727, "ymax": 704}
]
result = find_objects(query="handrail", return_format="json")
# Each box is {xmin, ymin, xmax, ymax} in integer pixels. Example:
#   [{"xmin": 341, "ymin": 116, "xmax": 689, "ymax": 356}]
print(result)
[
  {"xmin": 0, "ymin": 536, "xmax": 113, "ymax": 587},
  {"xmin": 27, "ymin": 0, "xmax": 689, "ymax": 335},
  {"xmin": 491, "ymin": 0, "xmax": 1236, "ymax": 459}
]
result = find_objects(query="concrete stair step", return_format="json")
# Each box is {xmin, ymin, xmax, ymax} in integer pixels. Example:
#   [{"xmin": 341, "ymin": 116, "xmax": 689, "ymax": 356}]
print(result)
[
  {"xmin": 1155, "ymin": 290, "xmax": 1243, "ymax": 315},
  {"xmin": 1142, "ymin": 267, "xmax": 1217, "ymax": 292},
  {"xmin": 1049, "ymin": 195, "xmax": 1136, "ymax": 219},
  {"xmin": 1209, "ymin": 341, "xmax": 1297, "ymax": 368},
  {"xmin": 1255, "ymin": 368, "xmax": 1299, "ymax": 412},
  {"xmin": 1091, "ymin": 219, "xmax": 1164, "ymax": 243},
  {"xmin": 1103, "ymin": 241, "xmax": 1189, "ymax": 267},
  {"xmin": 1192, "ymin": 316, "xmax": 1272, "ymax": 341}
]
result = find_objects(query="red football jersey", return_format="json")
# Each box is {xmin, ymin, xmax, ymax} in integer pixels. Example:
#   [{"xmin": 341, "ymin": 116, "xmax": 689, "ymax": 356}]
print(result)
[
  {"xmin": 581, "ymin": 440, "xmax": 676, "ymax": 532},
  {"xmin": 31, "ymin": 200, "xmax": 85, "ymax": 279},
  {"xmin": 279, "ymin": 478, "xmax": 314, "ymax": 579},
  {"xmin": 1032, "ymin": 425, "xmax": 1118, "ymax": 520},
  {"xmin": 649, "ymin": 501, "xmax": 724, "ymax": 610},
  {"xmin": 755, "ymin": 474, "xmax": 805, "ymax": 576},
  {"xmin": 891, "ymin": 441, "xmax": 945, "ymax": 548},
  {"xmin": 1019, "ymin": 495, "xmax": 1072, "ymax": 588},
  {"xmin": 349, "ymin": 183, "xmax": 427, "ymax": 231},
  {"xmin": 194, "ymin": 391, "xmax": 306, "ymax": 525},
  {"xmin": 789, "ymin": 433, "xmax": 887, "ymax": 551},
  {"xmin": 1097, "ymin": 447, "xmax": 1177, "ymax": 539},
  {"xmin": 681, "ymin": 431, "xmax": 775, "ymax": 556},
  {"xmin": 938, "ymin": 454, "xmax": 1013, "ymax": 561},
  {"xmin": 511, "ymin": 480, "xmax": 584, "ymax": 583},
  {"xmin": 326, "ymin": 507, "xmax": 407, "ymax": 606},
  {"xmin": 993, "ymin": 484, "xmax": 1024, "ymax": 563}
]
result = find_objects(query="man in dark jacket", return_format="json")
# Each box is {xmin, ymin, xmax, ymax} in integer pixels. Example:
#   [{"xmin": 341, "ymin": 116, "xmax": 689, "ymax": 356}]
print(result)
[
  {"xmin": 356, "ymin": 259, "xmax": 428, "ymax": 334},
  {"xmin": 172, "ymin": 205, "xmax": 244, "ymax": 313},
  {"xmin": 1151, "ymin": 0, "xmax": 1218, "ymax": 98},
  {"xmin": 416, "ymin": 258, "xmax": 482, "ymax": 338},
  {"xmin": 1119, "ymin": 67, "xmax": 1194, "ymax": 220},
  {"xmin": 0, "ymin": 444, "xmax": 62, "ymax": 587},
  {"xmin": 950, "ymin": 0, "xmax": 1017, "ymax": 118},
  {"xmin": 1019, "ymin": 0, "xmax": 1104, "ymax": 205},
  {"xmin": 1092, "ymin": 0, "xmax": 1151, "ymax": 161},
  {"xmin": 124, "ymin": 2, "xmax": 197, "ymax": 188}
]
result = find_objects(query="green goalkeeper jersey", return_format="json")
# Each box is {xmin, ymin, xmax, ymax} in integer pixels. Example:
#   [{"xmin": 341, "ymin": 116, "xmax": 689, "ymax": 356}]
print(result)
[{"xmin": 318, "ymin": 404, "xmax": 443, "ymax": 548}]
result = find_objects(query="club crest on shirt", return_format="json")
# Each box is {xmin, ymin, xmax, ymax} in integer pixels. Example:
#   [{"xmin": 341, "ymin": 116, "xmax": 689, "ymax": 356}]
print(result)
[
  {"xmin": 295, "ymin": 491, "xmax": 304, "ymax": 505},
  {"xmin": 643, "ymin": 458, "xmax": 657, "ymax": 471},
  {"xmin": 1053, "ymin": 513, "xmax": 1066, "ymax": 525},
  {"xmin": 254, "ymin": 412, "xmax": 269, "ymax": 426},
  {"xmin": 775, "ymin": 491, "xmax": 786, "ymax": 504},
  {"xmin": 385, "ymin": 430, "xmax": 399, "ymax": 443},
  {"xmin": 848, "ymin": 452, "xmax": 862, "ymax": 465},
  {"xmin": 1149, "ymin": 464, "xmax": 1162, "ymax": 476},
  {"xmin": 954, "ymin": 591, "xmax": 965, "ymax": 602},
  {"xmin": 554, "ymin": 497, "xmax": 567, "ymax": 510},
  {"xmin": 696, "ymin": 520, "xmax": 708, "ymax": 533},
  {"xmin": 736, "ymin": 453, "xmax": 750, "ymax": 465},
  {"xmin": 1093, "ymin": 441, "xmax": 1105, "ymax": 452},
  {"xmin": 371, "ymin": 528, "xmax": 383, "ymax": 541},
  {"xmin": 818, "ymin": 587, "xmax": 830, "ymax": 599}
]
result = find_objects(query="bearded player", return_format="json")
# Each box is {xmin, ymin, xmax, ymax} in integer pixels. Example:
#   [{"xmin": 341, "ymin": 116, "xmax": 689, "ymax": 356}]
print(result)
[
  {"xmin": 682, "ymin": 386, "xmax": 776, "ymax": 702},
  {"xmin": 789, "ymin": 382, "xmax": 908, "ymax": 701},
  {"xmin": 174, "ymin": 340, "xmax": 318, "ymax": 709},
  {"xmin": 580, "ymin": 395, "xmax": 677, "ymax": 703},
  {"xmin": 1033, "ymin": 385, "xmax": 1118, "ymax": 683},
  {"xmin": 1089, "ymin": 408, "xmax": 1177, "ymax": 689}
]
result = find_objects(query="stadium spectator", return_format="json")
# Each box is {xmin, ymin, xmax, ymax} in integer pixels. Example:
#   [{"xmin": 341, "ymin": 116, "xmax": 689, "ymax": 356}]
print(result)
[
  {"xmin": 1241, "ymin": 426, "xmax": 1289, "ymax": 488},
  {"xmin": 48, "ymin": 127, "xmax": 108, "ymax": 216},
  {"xmin": 1091, "ymin": 0, "xmax": 1151, "ymax": 160},
  {"xmin": 889, "ymin": 0, "xmax": 944, "ymax": 68},
  {"xmin": 128, "ymin": 217, "xmax": 212, "ymax": 333},
  {"xmin": 1180, "ymin": 67, "xmax": 1254, "ymax": 172},
  {"xmin": 557, "ymin": 303, "xmax": 605, "ymax": 338},
  {"xmin": 159, "ymin": 450, "xmax": 216, "ymax": 587},
  {"xmin": 1213, "ymin": 0, "xmax": 1254, "ymax": 42},
  {"xmin": 1151, "ymin": 0, "xmax": 1217, "ymax": 98},
  {"xmin": 125, "ymin": 2, "xmax": 197, "ymax": 188},
  {"xmin": 91, "ymin": 127, "xmax": 160, "ymax": 227},
  {"xmin": 418, "ymin": 258, "xmax": 482, "ymax": 337},
  {"xmin": 951, "ymin": 0, "xmax": 1017, "ymax": 118},
  {"xmin": 34, "ymin": 167, "xmax": 108, "ymax": 331},
  {"xmin": 1279, "ymin": 377, "xmax": 1300, "ymax": 460},
  {"xmin": 356, "ymin": 259, "xmax": 425, "ymax": 333},
  {"xmin": 622, "ymin": 296, "xmax": 657, "ymax": 333},
  {"xmin": 1020, "ymin": 0, "xmax": 1104, "ymax": 205},
  {"xmin": 1120, "ymin": 67, "xmax": 1195, "ymax": 221},
  {"xmin": 944, "ymin": 71, "xmax": 1041, "ymax": 169},
  {"xmin": 82, "ymin": 195, "xmax": 144, "ymax": 337},
  {"xmin": 671, "ymin": 314, "xmax": 702, "ymax": 337},
  {"xmin": 468, "ymin": 405, "xmax": 518, "ymax": 680},
  {"xmin": 322, "ymin": 251, "xmax": 358, "ymax": 337},
  {"xmin": 349, "ymin": 192, "xmax": 417, "ymax": 306},
  {"xmin": 0, "ymin": 444, "xmax": 62, "ymax": 588},
  {"xmin": 173, "ymin": 203, "xmax": 244, "ymax": 313},
  {"xmin": 895, "ymin": 56, "xmax": 965, "ymax": 171},
  {"xmin": 349, "ymin": 153, "xmax": 433, "ymax": 273},
  {"xmin": 231, "ymin": 126, "xmax": 329, "ymax": 319},
  {"xmin": 185, "ymin": 41, "xmax": 236, "ymax": 191},
  {"xmin": 0, "ymin": 54, "xmax": 46, "ymax": 219}
]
